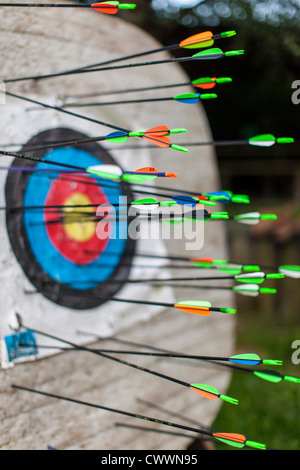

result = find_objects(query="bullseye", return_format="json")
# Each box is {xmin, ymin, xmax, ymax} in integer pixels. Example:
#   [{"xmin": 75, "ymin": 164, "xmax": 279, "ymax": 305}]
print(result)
[
  {"xmin": 44, "ymin": 172, "xmax": 111, "ymax": 266},
  {"xmin": 5, "ymin": 128, "xmax": 136, "ymax": 309}
]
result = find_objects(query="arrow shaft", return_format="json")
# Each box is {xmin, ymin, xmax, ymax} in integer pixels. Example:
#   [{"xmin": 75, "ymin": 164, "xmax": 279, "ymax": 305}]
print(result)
[
  {"xmin": 4, "ymin": 53, "xmax": 224, "ymax": 84},
  {"xmin": 11, "ymin": 384, "xmax": 215, "ymax": 441}
]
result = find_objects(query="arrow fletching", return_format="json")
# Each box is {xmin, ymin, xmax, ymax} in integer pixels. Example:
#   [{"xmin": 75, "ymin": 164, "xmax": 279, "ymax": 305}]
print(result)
[
  {"xmin": 86, "ymin": 164, "xmax": 122, "ymax": 180},
  {"xmin": 105, "ymin": 131, "xmax": 129, "ymax": 143},
  {"xmin": 193, "ymin": 47, "xmax": 225, "ymax": 60},
  {"xmin": 91, "ymin": 2, "xmax": 136, "ymax": 14},
  {"xmin": 212, "ymin": 432, "xmax": 246, "ymax": 448},
  {"xmin": 189, "ymin": 384, "xmax": 238, "ymax": 405},
  {"xmin": 233, "ymin": 212, "xmax": 277, "ymax": 224},
  {"xmin": 179, "ymin": 31, "xmax": 214, "ymax": 49},
  {"xmin": 233, "ymin": 284, "xmax": 277, "ymax": 297},
  {"xmin": 191, "ymin": 76, "xmax": 232, "ymax": 89},
  {"xmin": 278, "ymin": 265, "xmax": 300, "ymax": 278},
  {"xmin": 174, "ymin": 300, "xmax": 211, "ymax": 316},
  {"xmin": 171, "ymin": 195, "xmax": 200, "ymax": 207},
  {"xmin": 131, "ymin": 198, "xmax": 160, "ymax": 211}
]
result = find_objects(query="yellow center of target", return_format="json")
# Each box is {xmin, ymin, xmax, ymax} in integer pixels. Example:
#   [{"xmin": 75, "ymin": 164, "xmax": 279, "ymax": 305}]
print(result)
[{"xmin": 63, "ymin": 193, "xmax": 96, "ymax": 242}]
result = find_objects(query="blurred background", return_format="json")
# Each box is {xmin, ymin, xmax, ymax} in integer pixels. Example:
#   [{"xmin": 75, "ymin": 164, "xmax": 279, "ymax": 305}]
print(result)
[{"xmin": 118, "ymin": 0, "xmax": 300, "ymax": 450}]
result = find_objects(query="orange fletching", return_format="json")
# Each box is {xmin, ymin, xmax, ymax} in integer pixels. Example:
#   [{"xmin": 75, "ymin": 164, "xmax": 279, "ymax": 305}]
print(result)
[
  {"xmin": 135, "ymin": 167, "xmax": 158, "ymax": 173},
  {"xmin": 144, "ymin": 125, "xmax": 170, "ymax": 136},
  {"xmin": 194, "ymin": 77, "xmax": 217, "ymax": 89},
  {"xmin": 190, "ymin": 257, "xmax": 214, "ymax": 264},
  {"xmin": 190, "ymin": 386, "xmax": 218, "ymax": 400},
  {"xmin": 91, "ymin": 3, "xmax": 119, "ymax": 14},
  {"xmin": 143, "ymin": 134, "xmax": 171, "ymax": 148},
  {"xmin": 212, "ymin": 432, "xmax": 246, "ymax": 444},
  {"xmin": 174, "ymin": 303, "xmax": 211, "ymax": 316},
  {"xmin": 179, "ymin": 31, "xmax": 213, "ymax": 48}
]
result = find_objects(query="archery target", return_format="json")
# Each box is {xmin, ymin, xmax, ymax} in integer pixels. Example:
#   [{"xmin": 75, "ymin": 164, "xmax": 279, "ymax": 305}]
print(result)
[
  {"xmin": 5, "ymin": 127, "xmax": 137, "ymax": 310},
  {"xmin": 0, "ymin": 1, "xmax": 236, "ymax": 451}
]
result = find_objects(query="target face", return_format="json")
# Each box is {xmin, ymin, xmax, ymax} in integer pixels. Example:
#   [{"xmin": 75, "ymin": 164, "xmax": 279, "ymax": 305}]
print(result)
[{"xmin": 5, "ymin": 128, "xmax": 136, "ymax": 310}]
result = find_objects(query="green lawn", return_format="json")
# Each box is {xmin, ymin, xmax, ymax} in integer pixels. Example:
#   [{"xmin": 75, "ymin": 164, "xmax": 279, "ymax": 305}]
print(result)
[{"xmin": 212, "ymin": 311, "xmax": 300, "ymax": 450}]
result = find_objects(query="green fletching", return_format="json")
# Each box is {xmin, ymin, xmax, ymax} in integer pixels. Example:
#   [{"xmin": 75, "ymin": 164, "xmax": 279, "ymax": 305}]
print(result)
[
  {"xmin": 200, "ymin": 93, "xmax": 218, "ymax": 99},
  {"xmin": 224, "ymin": 50, "xmax": 244, "ymax": 56},
  {"xmin": 174, "ymin": 93, "xmax": 199, "ymax": 100},
  {"xmin": 122, "ymin": 174, "xmax": 155, "ymax": 183},
  {"xmin": 230, "ymin": 353, "xmax": 261, "ymax": 362},
  {"xmin": 220, "ymin": 308, "xmax": 236, "ymax": 314},
  {"xmin": 210, "ymin": 212, "xmax": 229, "ymax": 219},
  {"xmin": 231, "ymin": 194, "xmax": 250, "ymax": 204},
  {"xmin": 220, "ymin": 394, "xmax": 239, "ymax": 405},
  {"xmin": 253, "ymin": 371, "xmax": 282, "ymax": 383},
  {"xmin": 191, "ymin": 383, "xmax": 218, "ymax": 395},
  {"xmin": 191, "ymin": 261, "xmax": 212, "ymax": 268},
  {"xmin": 106, "ymin": 135, "xmax": 128, "ymax": 143},
  {"xmin": 280, "ymin": 265, "xmax": 300, "ymax": 272},
  {"xmin": 214, "ymin": 436, "xmax": 244, "ymax": 448},
  {"xmin": 260, "ymin": 214, "xmax": 277, "ymax": 220},
  {"xmin": 218, "ymin": 268, "xmax": 242, "ymax": 275},
  {"xmin": 262, "ymin": 359, "xmax": 283, "ymax": 366},
  {"xmin": 179, "ymin": 300, "xmax": 211, "ymax": 308},
  {"xmin": 241, "ymin": 278, "xmax": 264, "ymax": 284},
  {"xmin": 243, "ymin": 265, "xmax": 261, "ymax": 271},
  {"xmin": 284, "ymin": 375, "xmax": 300, "ymax": 383},
  {"xmin": 213, "ymin": 259, "xmax": 228, "ymax": 265},
  {"xmin": 170, "ymin": 144, "xmax": 189, "ymax": 153},
  {"xmin": 193, "ymin": 47, "xmax": 223, "ymax": 57},
  {"xmin": 192, "ymin": 77, "xmax": 214, "ymax": 85},
  {"xmin": 245, "ymin": 440, "xmax": 266, "ymax": 450},
  {"xmin": 276, "ymin": 137, "xmax": 294, "ymax": 144},
  {"xmin": 221, "ymin": 30, "xmax": 236, "ymax": 38},
  {"xmin": 259, "ymin": 287, "xmax": 277, "ymax": 294},
  {"xmin": 266, "ymin": 273, "xmax": 285, "ymax": 279},
  {"xmin": 132, "ymin": 198, "xmax": 158, "ymax": 205}
]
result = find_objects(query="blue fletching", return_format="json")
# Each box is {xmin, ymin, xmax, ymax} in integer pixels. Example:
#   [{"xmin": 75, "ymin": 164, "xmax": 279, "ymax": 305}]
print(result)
[
  {"xmin": 206, "ymin": 191, "xmax": 232, "ymax": 203},
  {"xmin": 172, "ymin": 195, "xmax": 199, "ymax": 207},
  {"xmin": 174, "ymin": 94, "xmax": 200, "ymax": 104},
  {"xmin": 229, "ymin": 358, "xmax": 261, "ymax": 365}
]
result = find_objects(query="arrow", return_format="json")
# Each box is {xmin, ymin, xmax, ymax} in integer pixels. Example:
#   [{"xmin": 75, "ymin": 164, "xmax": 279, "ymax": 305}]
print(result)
[
  {"xmin": 62, "ymin": 76, "xmax": 232, "ymax": 102},
  {"xmin": 12, "ymin": 319, "xmax": 238, "ymax": 405},
  {"xmin": 105, "ymin": 133, "xmax": 294, "ymax": 151},
  {"xmin": 189, "ymin": 258, "xmax": 300, "ymax": 279},
  {"xmin": 232, "ymin": 212, "xmax": 277, "ymax": 224},
  {"xmin": 213, "ymin": 359, "xmax": 300, "ymax": 385},
  {"xmin": 89, "ymin": 271, "xmax": 282, "ymax": 285},
  {"xmin": 28, "ymin": 343, "xmax": 281, "ymax": 367},
  {"xmin": 3, "ymin": 90, "xmax": 190, "ymax": 152},
  {"xmin": 78, "ymin": 330, "xmax": 299, "ymax": 386},
  {"xmin": 11, "ymin": 384, "xmax": 267, "ymax": 449},
  {"xmin": 3, "ymin": 47, "xmax": 244, "ymax": 84},
  {"xmin": 0, "ymin": 149, "xmax": 180, "ymax": 184},
  {"xmin": 0, "ymin": 2, "xmax": 136, "ymax": 13},
  {"xmin": 25, "ymin": 289, "xmax": 236, "ymax": 317},
  {"xmin": 61, "ymin": 92, "xmax": 218, "ymax": 108},
  {"xmin": 3, "ymin": 30, "xmax": 236, "ymax": 85},
  {"xmin": 30, "ymin": 208, "xmax": 230, "ymax": 229}
]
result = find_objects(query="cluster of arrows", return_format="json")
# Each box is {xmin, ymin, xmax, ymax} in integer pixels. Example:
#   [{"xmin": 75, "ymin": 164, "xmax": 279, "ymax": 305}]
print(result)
[{"xmin": 1, "ymin": 1, "xmax": 300, "ymax": 451}]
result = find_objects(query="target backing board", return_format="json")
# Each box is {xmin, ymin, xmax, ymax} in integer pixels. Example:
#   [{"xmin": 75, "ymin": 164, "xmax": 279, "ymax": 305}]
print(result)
[{"xmin": 0, "ymin": 2, "xmax": 236, "ymax": 450}]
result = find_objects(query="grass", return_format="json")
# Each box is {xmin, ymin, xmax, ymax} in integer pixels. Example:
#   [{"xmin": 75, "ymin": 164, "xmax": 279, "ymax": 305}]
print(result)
[{"xmin": 211, "ymin": 309, "xmax": 300, "ymax": 450}]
